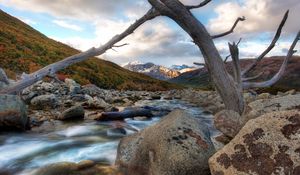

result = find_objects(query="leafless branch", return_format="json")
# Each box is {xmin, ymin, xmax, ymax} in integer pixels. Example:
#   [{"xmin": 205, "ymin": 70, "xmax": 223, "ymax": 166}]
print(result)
[
  {"xmin": 242, "ymin": 72, "xmax": 264, "ymax": 82},
  {"xmin": 193, "ymin": 62, "xmax": 206, "ymax": 66},
  {"xmin": 0, "ymin": 8, "xmax": 160, "ymax": 94},
  {"xmin": 186, "ymin": 0, "xmax": 212, "ymax": 10},
  {"xmin": 212, "ymin": 17, "xmax": 245, "ymax": 39},
  {"xmin": 241, "ymin": 10, "xmax": 289, "ymax": 76},
  {"xmin": 224, "ymin": 55, "xmax": 231, "ymax": 63},
  {"xmin": 113, "ymin": 43, "xmax": 129, "ymax": 48},
  {"xmin": 243, "ymin": 30, "xmax": 300, "ymax": 89}
]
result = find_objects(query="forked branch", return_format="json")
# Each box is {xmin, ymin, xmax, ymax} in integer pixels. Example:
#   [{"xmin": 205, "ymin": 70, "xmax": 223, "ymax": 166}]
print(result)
[
  {"xmin": 241, "ymin": 10, "xmax": 289, "ymax": 76},
  {"xmin": 212, "ymin": 16, "xmax": 245, "ymax": 39},
  {"xmin": 243, "ymin": 31, "xmax": 300, "ymax": 89}
]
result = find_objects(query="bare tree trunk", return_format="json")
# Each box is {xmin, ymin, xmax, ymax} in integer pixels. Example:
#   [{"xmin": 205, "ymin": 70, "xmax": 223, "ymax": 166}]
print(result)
[{"xmin": 149, "ymin": 0, "xmax": 245, "ymax": 114}]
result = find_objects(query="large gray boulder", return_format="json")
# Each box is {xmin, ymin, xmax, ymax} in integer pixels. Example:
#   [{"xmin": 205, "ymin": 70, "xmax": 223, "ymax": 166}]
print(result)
[
  {"xmin": 209, "ymin": 110, "xmax": 300, "ymax": 175},
  {"xmin": 57, "ymin": 105, "xmax": 85, "ymax": 120},
  {"xmin": 31, "ymin": 94, "xmax": 58, "ymax": 110},
  {"xmin": 116, "ymin": 110, "xmax": 215, "ymax": 175},
  {"xmin": 0, "ymin": 95, "xmax": 28, "ymax": 131}
]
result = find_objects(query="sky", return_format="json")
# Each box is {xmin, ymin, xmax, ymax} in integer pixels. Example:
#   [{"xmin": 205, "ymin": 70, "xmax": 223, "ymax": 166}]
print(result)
[{"xmin": 0, "ymin": 0, "xmax": 299, "ymax": 67}]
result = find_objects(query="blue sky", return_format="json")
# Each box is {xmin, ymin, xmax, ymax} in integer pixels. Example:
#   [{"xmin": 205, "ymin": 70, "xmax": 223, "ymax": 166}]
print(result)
[{"xmin": 0, "ymin": 0, "xmax": 299, "ymax": 67}]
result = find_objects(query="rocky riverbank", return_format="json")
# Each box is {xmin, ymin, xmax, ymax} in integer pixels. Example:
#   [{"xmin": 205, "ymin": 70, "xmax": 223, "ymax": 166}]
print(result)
[
  {"xmin": 115, "ymin": 88, "xmax": 300, "ymax": 175},
  {"xmin": 1, "ymin": 77, "xmax": 300, "ymax": 175}
]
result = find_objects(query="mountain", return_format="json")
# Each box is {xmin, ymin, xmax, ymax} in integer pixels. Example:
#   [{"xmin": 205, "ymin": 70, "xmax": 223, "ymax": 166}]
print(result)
[
  {"xmin": 0, "ymin": 9, "xmax": 179, "ymax": 91},
  {"xmin": 170, "ymin": 64, "xmax": 197, "ymax": 73},
  {"xmin": 170, "ymin": 56, "xmax": 300, "ymax": 92},
  {"xmin": 123, "ymin": 61, "xmax": 180, "ymax": 80}
]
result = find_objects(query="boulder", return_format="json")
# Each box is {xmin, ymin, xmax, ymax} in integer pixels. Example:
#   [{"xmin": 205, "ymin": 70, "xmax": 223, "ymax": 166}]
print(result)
[
  {"xmin": 32, "ymin": 161, "xmax": 121, "ymax": 175},
  {"xmin": 58, "ymin": 105, "xmax": 85, "ymax": 120},
  {"xmin": 0, "ymin": 81, "xmax": 8, "ymax": 89},
  {"xmin": 116, "ymin": 110, "xmax": 215, "ymax": 175},
  {"xmin": 40, "ymin": 82, "xmax": 55, "ymax": 92},
  {"xmin": 85, "ymin": 97, "xmax": 110, "ymax": 110},
  {"xmin": 31, "ymin": 94, "xmax": 58, "ymax": 110},
  {"xmin": 0, "ymin": 95, "xmax": 29, "ymax": 131},
  {"xmin": 65, "ymin": 78, "xmax": 81, "ymax": 94},
  {"xmin": 82, "ymin": 84, "xmax": 103, "ymax": 97},
  {"xmin": 257, "ymin": 93, "xmax": 271, "ymax": 100},
  {"xmin": 246, "ymin": 94, "xmax": 300, "ymax": 122},
  {"xmin": 209, "ymin": 110, "xmax": 300, "ymax": 175}
]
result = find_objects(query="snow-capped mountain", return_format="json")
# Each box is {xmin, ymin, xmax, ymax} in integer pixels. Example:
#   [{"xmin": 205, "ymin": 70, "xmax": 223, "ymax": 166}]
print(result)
[
  {"xmin": 123, "ymin": 61, "xmax": 181, "ymax": 80},
  {"xmin": 170, "ymin": 64, "xmax": 197, "ymax": 73}
]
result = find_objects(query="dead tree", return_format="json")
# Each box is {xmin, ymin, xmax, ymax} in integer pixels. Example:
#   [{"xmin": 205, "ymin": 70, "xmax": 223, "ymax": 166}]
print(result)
[{"xmin": 1, "ymin": 0, "xmax": 299, "ymax": 118}]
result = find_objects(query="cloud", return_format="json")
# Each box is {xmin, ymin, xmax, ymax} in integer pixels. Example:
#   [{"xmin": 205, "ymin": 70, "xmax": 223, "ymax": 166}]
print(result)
[
  {"xmin": 208, "ymin": 0, "xmax": 300, "ymax": 36},
  {"xmin": 1, "ymin": 0, "xmax": 299, "ymax": 66},
  {"xmin": 52, "ymin": 20, "xmax": 83, "ymax": 31},
  {"xmin": 0, "ymin": 0, "xmax": 149, "ymax": 21}
]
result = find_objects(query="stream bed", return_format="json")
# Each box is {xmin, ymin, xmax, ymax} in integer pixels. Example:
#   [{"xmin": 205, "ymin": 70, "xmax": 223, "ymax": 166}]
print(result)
[{"xmin": 0, "ymin": 99, "xmax": 219, "ymax": 175}]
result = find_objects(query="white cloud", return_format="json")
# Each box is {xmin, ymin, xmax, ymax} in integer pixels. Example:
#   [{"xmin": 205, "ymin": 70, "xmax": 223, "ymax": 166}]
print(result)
[
  {"xmin": 208, "ymin": 0, "xmax": 300, "ymax": 36},
  {"xmin": 52, "ymin": 20, "xmax": 83, "ymax": 31},
  {"xmin": 1, "ymin": 0, "xmax": 299, "ymax": 66}
]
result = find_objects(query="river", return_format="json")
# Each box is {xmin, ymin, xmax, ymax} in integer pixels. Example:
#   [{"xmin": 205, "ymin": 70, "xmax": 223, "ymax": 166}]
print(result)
[{"xmin": 0, "ymin": 99, "xmax": 219, "ymax": 175}]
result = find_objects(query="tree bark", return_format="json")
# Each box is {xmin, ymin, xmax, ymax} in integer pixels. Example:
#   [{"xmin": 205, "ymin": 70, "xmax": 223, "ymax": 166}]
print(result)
[{"xmin": 149, "ymin": 0, "xmax": 245, "ymax": 114}]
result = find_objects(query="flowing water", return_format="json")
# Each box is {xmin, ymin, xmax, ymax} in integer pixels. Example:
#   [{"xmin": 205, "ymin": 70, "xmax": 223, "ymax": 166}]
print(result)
[{"xmin": 0, "ymin": 99, "xmax": 219, "ymax": 175}]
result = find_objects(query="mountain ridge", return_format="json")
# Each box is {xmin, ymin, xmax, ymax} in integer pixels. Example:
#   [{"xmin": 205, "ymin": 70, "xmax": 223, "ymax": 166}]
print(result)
[
  {"xmin": 123, "ymin": 61, "xmax": 196, "ymax": 80},
  {"xmin": 170, "ymin": 56, "xmax": 300, "ymax": 92}
]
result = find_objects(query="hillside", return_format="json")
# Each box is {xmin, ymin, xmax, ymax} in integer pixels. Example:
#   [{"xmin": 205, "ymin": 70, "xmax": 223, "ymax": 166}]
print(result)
[
  {"xmin": 171, "ymin": 56, "xmax": 300, "ymax": 92},
  {"xmin": 0, "ymin": 9, "xmax": 178, "ymax": 91}
]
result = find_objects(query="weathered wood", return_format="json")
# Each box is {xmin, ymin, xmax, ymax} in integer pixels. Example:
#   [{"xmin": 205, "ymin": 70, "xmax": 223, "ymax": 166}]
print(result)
[
  {"xmin": 242, "ymin": 72, "xmax": 264, "ymax": 82},
  {"xmin": 149, "ymin": 0, "xmax": 245, "ymax": 114},
  {"xmin": 229, "ymin": 42, "xmax": 242, "ymax": 92},
  {"xmin": 97, "ymin": 108, "xmax": 153, "ymax": 121},
  {"xmin": 186, "ymin": 0, "xmax": 212, "ymax": 10},
  {"xmin": 212, "ymin": 16, "xmax": 245, "ymax": 39},
  {"xmin": 243, "ymin": 31, "xmax": 300, "ymax": 89}
]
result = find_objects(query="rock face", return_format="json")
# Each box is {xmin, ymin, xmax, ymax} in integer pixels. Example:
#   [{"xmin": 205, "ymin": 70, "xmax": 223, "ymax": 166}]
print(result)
[
  {"xmin": 58, "ymin": 105, "xmax": 85, "ymax": 120},
  {"xmin": 116, "ymin": 110, "xmax": 215, "ymax": 175},
  {"xmin": 0, "ymin": 95, "xmax": 28, "ymax": 131},
  {"xmin": 209, "ymin": 110, "xmax": 300, "ymax": 175}
]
